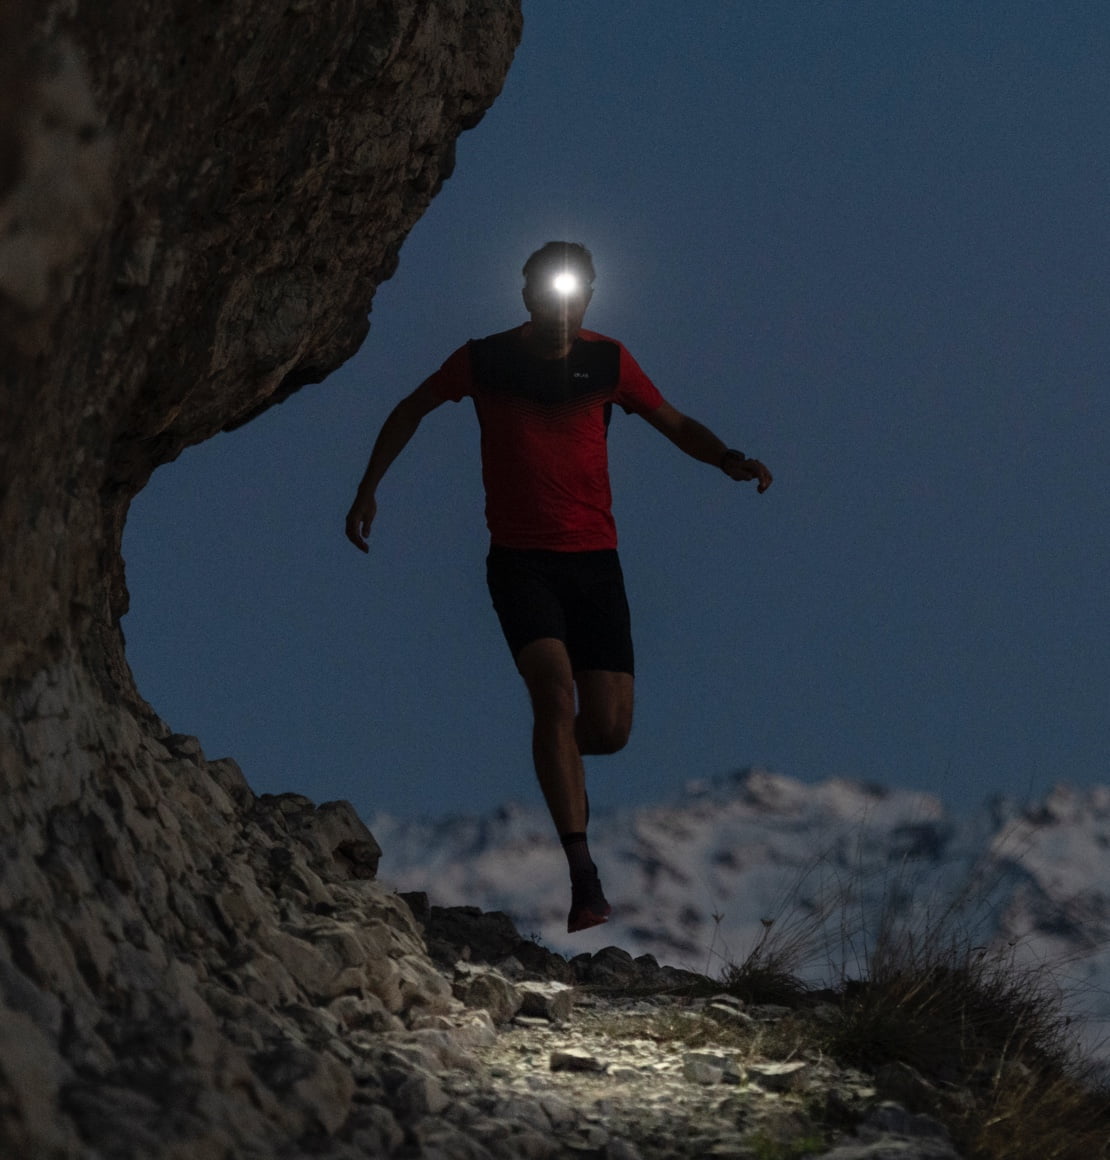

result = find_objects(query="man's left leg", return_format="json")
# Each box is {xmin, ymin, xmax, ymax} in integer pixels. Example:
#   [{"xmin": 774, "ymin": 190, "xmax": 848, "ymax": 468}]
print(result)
[{"xmin": 514, "ymin": 638, "xmax": 613, "ymax": 933}]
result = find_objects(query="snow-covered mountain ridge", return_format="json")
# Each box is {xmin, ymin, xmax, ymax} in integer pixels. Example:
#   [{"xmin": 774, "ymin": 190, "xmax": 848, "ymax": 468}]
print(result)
[{"xmin": 372, "ymin": 769, "xmax": 1110, "ymax": 1049}]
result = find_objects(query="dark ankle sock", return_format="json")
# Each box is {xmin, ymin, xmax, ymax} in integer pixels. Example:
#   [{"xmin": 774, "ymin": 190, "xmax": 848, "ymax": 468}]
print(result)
[{"xmin": 560, "ymin": 831, "xmax": 595, "ymax": 880}]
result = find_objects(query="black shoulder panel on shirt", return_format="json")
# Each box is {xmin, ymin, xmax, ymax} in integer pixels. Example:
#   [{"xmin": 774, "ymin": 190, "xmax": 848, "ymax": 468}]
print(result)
[{"xmin": 469, "ymin": 331, "xmax": 621, "ymax": 408}]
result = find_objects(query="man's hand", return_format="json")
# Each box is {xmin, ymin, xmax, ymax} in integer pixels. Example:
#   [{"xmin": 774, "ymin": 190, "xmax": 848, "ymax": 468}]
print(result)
[
  {"xmin": 721, "ymin": 449, "xmax": 773, "ymax": 493},
  {"xmin": 343, "ymin": 381, "xmax": 446, "ymax": 554},
  {"xmin": 345, "ymin": 492, "xmax": 377, "ymax": 553},
  {"xmin": 641, "ymin": 404, "xmax": 773, "ymax": 492}
]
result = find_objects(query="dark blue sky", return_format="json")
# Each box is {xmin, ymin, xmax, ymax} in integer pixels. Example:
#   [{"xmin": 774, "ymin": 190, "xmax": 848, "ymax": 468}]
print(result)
[{"xmin": 124, "ymin": 2, "xmax": 1109, "ymax": 828}]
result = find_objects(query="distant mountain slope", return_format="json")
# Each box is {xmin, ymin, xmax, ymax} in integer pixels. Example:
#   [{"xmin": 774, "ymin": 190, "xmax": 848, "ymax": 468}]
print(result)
[{"xmin": 372, "ymin": 769, "xmax": 1110, "ymax": 1049}]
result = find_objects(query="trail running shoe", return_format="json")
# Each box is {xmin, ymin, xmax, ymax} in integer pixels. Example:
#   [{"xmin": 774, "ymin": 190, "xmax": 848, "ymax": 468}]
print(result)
[{"xmin": 567, "ymin": 870, "xmax": 611, "ymax": 933}]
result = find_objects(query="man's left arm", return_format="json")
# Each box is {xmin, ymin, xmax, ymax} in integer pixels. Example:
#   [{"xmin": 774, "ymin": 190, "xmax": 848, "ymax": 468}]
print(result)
[{"xmin": 641, "ymin": 400, "xmax": 773, "ymax": 493}]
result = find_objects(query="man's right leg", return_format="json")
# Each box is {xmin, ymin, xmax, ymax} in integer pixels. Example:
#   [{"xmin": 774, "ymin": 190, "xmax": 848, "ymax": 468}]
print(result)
[
  {"xmin": 516, "ymin": 637, "xmax": 586, "ymax": 834},
  {"xmin": 515, "ymin": 637, "xmax": 611, "ymax": 932}
]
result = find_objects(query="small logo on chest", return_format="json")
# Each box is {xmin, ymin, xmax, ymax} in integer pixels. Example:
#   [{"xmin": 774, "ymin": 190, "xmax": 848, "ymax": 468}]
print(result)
[{"xmin": 572, "ymin": 371, "xmax": 590, "ymax": 380}]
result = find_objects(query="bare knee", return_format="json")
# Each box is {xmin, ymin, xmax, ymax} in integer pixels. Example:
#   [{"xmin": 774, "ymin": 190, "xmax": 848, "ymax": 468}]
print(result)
[
  {"xmin": 517, "ymin": 639, "xmax": 577, "ymax": 727},
  {"xmin": 529, "ymin": 678, "xmax": 577, "ymax": 726},
  {"xmin": 574, "ymin": 671, "xmax": 634, "ymax": 755},
  {"xmin": 577, "ymin": 715, "xmax": 631, "ymax": 755},
  {"xmin": 589, "ymin": 727, "xmax": 630, "ymax": 756}
]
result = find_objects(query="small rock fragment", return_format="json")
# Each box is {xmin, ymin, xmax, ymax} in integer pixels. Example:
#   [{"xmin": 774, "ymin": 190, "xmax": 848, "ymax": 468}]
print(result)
[
  {"xmin": 550, "ymin": 1049, "xmax": 607, "ymax": 1073},
  {"xmin": 519, "ymin": 981, "xmax": 575, "ymax": 1022},
  {"xmin": 746, "ymin": 1060, "xmax": 808, "ymax": 1092}
]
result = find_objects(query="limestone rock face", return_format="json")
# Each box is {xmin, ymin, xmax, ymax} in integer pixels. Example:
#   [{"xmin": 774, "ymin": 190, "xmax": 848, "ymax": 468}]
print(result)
[{"xmin": 0, "ymin": 1, "xmax": 520, "ymax": 1155}]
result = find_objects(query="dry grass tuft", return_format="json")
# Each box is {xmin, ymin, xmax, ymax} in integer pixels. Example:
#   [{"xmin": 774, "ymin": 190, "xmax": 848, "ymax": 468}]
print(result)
[
  {"xmin": 697, "ymin": 835, "xmax": 1110, "ymax": 1160},
  {"xmin": 589, "ymin": 826, "xmax": 1110, "ymax": 1160},
  {"xmin": 715, "ymin": 910, "xmax": 816, "ymax": 1008},
  {"xmin": 816, "ymin": 922, "xmax": 1110, "ymax": 1159},
  {"xmin": 970, "ymin": 1063, "xmax": 1110, "ymax": 1160}
]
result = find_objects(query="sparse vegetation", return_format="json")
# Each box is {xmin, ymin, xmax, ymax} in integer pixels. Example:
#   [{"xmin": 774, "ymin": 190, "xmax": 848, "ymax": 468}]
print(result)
[
  {"xmin": 717, "ymin": 919, "xmax": 813, "ymax": 1009},
  {"xmin": 817, "ymin": 933, "xmax": 1110, "ymax": 1160},
  {"xmin": 586, "ymin": 851, "xmax": 1110, "ymax": 1160}
]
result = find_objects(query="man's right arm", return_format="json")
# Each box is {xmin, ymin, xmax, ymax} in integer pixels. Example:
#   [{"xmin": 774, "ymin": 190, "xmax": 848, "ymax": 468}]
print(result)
[{"xmin": 344, "ymin": 378, "xmax": 447, "ymax": 553}]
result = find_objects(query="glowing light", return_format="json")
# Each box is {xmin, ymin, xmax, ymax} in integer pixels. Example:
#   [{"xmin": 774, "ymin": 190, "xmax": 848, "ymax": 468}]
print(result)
[{"xmin": 551, "ymin": 271, "xmax": 580, "ymax": 296}]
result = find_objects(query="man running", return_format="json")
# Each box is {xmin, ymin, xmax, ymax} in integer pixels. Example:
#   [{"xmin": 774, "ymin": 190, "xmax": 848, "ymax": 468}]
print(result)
[{"xmin": 345, "ymin": 241, "xmax": 772, "ymax": 933}]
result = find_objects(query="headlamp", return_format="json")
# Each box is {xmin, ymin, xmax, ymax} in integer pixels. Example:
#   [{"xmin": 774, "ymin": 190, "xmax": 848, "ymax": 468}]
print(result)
[{"xmin": 551, "ymin": 271, "xmax": 581, "ymax": 296}]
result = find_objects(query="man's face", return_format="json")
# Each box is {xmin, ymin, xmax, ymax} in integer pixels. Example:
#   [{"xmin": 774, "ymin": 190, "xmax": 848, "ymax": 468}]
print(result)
[{"xmin": 523, "ymin": 266, "xmax": 594, "ymax": 340}]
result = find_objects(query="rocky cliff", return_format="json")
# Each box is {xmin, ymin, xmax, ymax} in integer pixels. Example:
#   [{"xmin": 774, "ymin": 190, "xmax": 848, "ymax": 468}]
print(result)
[{"xmin": 0, "ymin": 2, "xmax": 522, "ymax": 1155}]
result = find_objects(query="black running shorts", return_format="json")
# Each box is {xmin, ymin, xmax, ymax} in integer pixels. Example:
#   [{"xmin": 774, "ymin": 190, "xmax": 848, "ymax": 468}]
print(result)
[{"xmin": 485, "ymin": 546, "xmax": 635, "ymax": 675}]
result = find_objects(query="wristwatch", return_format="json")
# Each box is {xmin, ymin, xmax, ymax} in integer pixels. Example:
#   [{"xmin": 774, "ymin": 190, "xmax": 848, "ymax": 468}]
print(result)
[{"xmin": 719, "ymin": 448, "xmax": 745, "ymax": 469}]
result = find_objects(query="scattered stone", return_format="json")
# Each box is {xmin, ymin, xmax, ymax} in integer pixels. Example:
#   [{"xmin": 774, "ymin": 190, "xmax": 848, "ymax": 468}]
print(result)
[
  {"xmin": 453, "ymin": 965, "xmax": 523, "ymax": 1024},
  {"xmin": 705, "ymin": 1001, "xmax": 754, "ymax": 1026},
  {"xmin": 747, "ymin": 1060, "xmax": 809, "ymax": 1092},
  {"xmin": 550, "ymin": 1050, "xmax": 607, "ymax": 1073},
  {"xmin": 519, "ymin": 981, "xmax": 575, "ymax": 1022},
  {"xmin": 573, "ymin": 946, "xmax": 638, "ymax": 986},
  {"xmin": 514, "ymin": 1015, "xmax": 555, "ymax": 1029},
  {"xmin": 682, "ymin": 1052, "xmax": 726, "ymax": 1085},
  {"xmin": 696, "ymin": 992, "xmax": 745, "ymax": 1010}
]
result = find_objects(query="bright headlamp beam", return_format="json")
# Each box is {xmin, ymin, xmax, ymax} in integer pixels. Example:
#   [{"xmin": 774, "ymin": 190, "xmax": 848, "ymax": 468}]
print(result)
[{"xmin": 551, "ymin": 271, "xmax": 580, "ymax": 296}]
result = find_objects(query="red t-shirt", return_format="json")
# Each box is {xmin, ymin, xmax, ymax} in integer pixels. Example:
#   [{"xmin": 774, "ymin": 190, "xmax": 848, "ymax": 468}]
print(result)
[{"xmin": 427, "ymin": 325, "xmax": 664, "ymax": 550}]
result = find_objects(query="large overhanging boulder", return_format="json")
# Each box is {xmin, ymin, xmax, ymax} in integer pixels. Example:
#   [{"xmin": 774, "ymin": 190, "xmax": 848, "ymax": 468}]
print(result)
[
  {"xmin": 1, "ymin": 0, "xmax": 520, "ymax": 694},
  {"xmin": 0, "ymin": 2, "xmax": 521, "ymax": 1154}
]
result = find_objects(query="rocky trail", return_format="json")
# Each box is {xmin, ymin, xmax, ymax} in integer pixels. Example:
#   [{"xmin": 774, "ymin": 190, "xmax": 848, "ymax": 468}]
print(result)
[{"xmin": 369, "ymin": 899, "xmax": 965, "ymax": 1160}]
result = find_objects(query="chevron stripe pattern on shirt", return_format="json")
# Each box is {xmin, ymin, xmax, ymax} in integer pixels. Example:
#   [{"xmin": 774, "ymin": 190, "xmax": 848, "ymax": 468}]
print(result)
[{"xmin": 427, "ymin": 325, "xmax": 664, "ymax": 551}]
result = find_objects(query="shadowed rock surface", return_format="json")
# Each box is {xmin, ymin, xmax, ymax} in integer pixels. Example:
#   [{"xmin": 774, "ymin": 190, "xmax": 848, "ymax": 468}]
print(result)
[{"xmin": 0, "ymin": 2, "xmax": 520, "ymax": 1155}]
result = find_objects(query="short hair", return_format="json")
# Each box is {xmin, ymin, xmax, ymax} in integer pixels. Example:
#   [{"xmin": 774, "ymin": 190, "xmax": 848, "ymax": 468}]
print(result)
[{"xmin": 522, "ymin": 241, "xmax": 596, "ymax": 287}]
